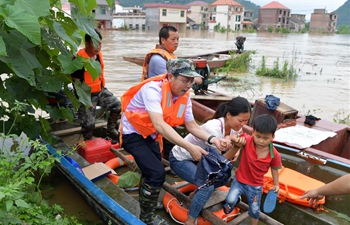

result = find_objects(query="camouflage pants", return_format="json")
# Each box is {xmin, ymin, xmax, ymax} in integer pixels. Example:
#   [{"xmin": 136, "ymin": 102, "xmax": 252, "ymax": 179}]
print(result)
[{"xmin": 78, "ymin": 87, "xmax": 121, "ymax": 140}]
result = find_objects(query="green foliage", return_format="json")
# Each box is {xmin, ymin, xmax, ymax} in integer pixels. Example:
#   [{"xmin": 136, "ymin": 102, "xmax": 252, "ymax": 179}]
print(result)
[
  {"xmin": 0, "ymin": 131, "xmax": 81, "ymax": 224},
  {"xmin": 117, "ymin": 171, "xmax": 141, "ymax": 188},
  {"xmin": 0, "ymin": 0, "xmax": 114, "ymax": 143},
  {"xmin": 300, "ymin": 27, "xmax": 308, "ymax": 33},
  {"xmin": 333, "ymin": 109, "xmax": 350, "ymax": 126},
  {"xmin": 275, "ymin": 27, "xmax": 281, "ymax": 33},
  {"xmin": 267, "ymin": 26, "xmax": 274, "ymax": 33},
  {"xmin": 281, "ymin": 28, "xmax": 290, "ymax": 33},
  {"xmin": 336, "ymin": 25, "xmax": 350, "ymax": 34},
  {"xmin": 256, "ymin": 56, "xmax": 298, "ymax": 80},
  {"xmin": 242, "ymin": 28, "xmax": 256, "ymax": 33},
  {"xmin": 214, "ymin": 23, "xmax": 221, "ymax": 32},
  {"xmin": 218, "ymin": 51, "xmax": 255, "ymax": 74}
]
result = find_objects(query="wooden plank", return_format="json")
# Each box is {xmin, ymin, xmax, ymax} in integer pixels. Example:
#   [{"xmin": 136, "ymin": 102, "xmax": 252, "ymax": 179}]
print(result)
[
  {"xmin": 203, "ymin": 189, "xmax": 227, "ymax": 209},
  {"xmin": 227, "ymin": 211, "xmax": 249, "ymax": 225},
  {"xmin": 53, "ymin": 122, "xmax": 107, "ymax": 137}
]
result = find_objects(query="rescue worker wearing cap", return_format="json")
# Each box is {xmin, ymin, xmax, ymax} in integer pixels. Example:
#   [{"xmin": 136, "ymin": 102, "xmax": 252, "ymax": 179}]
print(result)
[{"xmin": 120, "ymin": 58, "xmax": 230, "ymax": 225}]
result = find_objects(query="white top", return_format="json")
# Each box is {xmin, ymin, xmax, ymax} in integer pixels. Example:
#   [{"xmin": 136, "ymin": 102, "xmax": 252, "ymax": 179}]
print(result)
[
  {"xmin": 172, "ymin": 117, "xmax": 240, "ymax": 161},
  {"xmin": 121, "ymin": 80, "xmax": 194, "ymax": 138}
]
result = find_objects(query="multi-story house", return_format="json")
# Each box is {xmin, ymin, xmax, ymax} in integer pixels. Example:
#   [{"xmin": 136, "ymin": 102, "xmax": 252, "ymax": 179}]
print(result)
[
  {"xmin": 112, "ymin": 6, "xmax": 146, "ymax": 30},
  {"xmin": 257, "ymin": 1, "xmax": 290, "ymax": 31},
  {"xmin": 144, "ymin": 3, "xmax": 188, "ymax": 31},
  {"xmin": 242, "ymin": 9, "xmax": 254, "ymax": 29},
  {"xmin": 289, "ymin": 14, "xmax": 306, "ymax": 32},
  {"xmin": 208, "ymin": 0, "xmax": 244, "ymax": 31},
  {"xmin": 94, "ymin": 0, "xmax": 114, "ymax": 29},
  {"xmin": 309, "ymin": 9, "xmax": 337, "ymax": 33},
  {"xmin": 187, "ymin": 1, "xmax": 210, "ymax": 29}
]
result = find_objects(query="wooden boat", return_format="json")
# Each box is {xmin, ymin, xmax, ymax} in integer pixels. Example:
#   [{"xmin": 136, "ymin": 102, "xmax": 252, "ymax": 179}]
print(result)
[
  {"xmin": 49, "ymin": 120, "xmax": 284, "ymax": 225},
  {"xmin": 123, "ymin": 49, "xmax": 247, "ymax": 69},
  {"xmin": 47, "ymin": 91, "xmax": 350, "ymax": 225},
  {"xmin": 190, "ymin": 93, "xmax": 350, "ymax": 225}
]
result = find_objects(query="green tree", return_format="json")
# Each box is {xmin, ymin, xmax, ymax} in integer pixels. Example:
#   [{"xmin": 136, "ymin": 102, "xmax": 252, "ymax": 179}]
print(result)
[{"xmin": 0, "ymin": 0, "xmax": 114, "ymax": 143}]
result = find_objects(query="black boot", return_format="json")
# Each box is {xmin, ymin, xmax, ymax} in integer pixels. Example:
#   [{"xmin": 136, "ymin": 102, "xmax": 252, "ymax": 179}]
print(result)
[
  {"xmin": 139, "ymin": 179, "xmax": 168, "ymax": 225},
  {"xmin": 106, "ymin": 109, "xmax": 120, "ymax": 140}
]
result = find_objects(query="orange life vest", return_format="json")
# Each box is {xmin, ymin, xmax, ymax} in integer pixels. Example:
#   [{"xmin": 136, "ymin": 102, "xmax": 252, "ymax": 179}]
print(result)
[
  {"xmin": 121, "ymin": 74, "xmax": 189, "ymax": 148},
  {"xmin": 141, "ymin": 45, "xmax": 176, "ymax": 81},
  {"xmin": 77, "ymin": 48, "xmax": 105, "ymax": 93}
]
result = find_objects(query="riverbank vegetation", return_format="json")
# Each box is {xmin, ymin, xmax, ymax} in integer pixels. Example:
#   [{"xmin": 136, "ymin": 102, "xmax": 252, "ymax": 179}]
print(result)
[
  {"xmin": 217, "ymin": 50, "xmax": 255, "ymax": 76},
  {"xmin": 0, "ymin": 0, "xmax": 114, "ymax": 224},
  {"xmin": 255, "ymin": 56, "xmax": 298, "ymax": 80}
]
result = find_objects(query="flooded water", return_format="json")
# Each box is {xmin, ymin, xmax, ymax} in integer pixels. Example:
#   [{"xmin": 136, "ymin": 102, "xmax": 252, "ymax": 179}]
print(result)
[
  {"xmin": 102, "ymin": 29, "xmax": 350, "ymax": 121},
  {"xmin": 48, "ymin": 30, "xmax": 349, "ymax": 224}
]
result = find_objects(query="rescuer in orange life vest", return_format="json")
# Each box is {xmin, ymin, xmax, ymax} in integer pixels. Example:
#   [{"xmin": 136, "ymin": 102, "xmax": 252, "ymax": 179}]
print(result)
[
  {"xmin": 120, "ymin": 58, "xmax": 231, "ymax": 225},
  {"xmin": 71, "ymin": 29, "xmax": 121, "ymax": 141},
  {"xmin": 142, "ymin": 26, "xmax": 203, "ymax": 174}
]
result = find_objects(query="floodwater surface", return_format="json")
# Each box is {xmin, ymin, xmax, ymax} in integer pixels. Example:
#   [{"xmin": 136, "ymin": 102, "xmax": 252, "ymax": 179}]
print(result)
[{"xmin": 48, "ymin": 30, "xmax": 350, "ymax": 224}]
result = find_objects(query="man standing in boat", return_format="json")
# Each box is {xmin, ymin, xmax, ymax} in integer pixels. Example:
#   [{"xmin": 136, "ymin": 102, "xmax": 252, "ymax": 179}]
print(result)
[
  {"xmin": 120, "ymin": 58, "xmax": 230, "ymax": 225},
  {"xmin": 142, "ymin": 26, "xmax": 202, "ymax": 169},
  {"xmin": 71, "ymin": 29, "xmax": 121, "ymax": 141}
]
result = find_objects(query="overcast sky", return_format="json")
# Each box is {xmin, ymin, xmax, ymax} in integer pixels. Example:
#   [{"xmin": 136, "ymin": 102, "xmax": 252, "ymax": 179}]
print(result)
[{"xmin": 252, "ymin": 0, "xmax": 346, "ymax": 18}]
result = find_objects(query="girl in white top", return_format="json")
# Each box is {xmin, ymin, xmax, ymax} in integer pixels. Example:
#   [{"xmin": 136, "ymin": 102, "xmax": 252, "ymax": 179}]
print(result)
[{"xmin": 169, "ymin": 96, "xmax": 252, "ymax": 225}]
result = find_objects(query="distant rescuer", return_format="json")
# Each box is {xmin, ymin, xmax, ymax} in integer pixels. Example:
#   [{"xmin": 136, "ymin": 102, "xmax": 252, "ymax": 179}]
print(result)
[
  {"xmin": 71, "ymin": 29, "xmax": 121, "ymax": 141},
  {"xmin": 120, "ymin": 58, "xmax": 230, "ymax": 225},
  {"xmin": 141, "ymin": 25, "xmax": 178, "ymax": 81}
]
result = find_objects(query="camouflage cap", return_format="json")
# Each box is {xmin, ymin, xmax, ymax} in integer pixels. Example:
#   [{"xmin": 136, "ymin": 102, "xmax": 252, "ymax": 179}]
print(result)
[{"xmin": 166, "ymin": 58, "xmax": 203, "ymax": 78}]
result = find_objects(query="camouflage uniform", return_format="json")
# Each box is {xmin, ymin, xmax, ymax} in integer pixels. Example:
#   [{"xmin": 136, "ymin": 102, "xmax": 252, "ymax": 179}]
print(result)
[{"xmin": 78, "ymin": 87, "xmax": 121, "ymax": 140}]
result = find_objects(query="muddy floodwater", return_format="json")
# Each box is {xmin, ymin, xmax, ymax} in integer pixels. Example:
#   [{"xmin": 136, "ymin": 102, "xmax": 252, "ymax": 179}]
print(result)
[{"xmin": 46, "ymin": 30, "xmax": 349, "ymax": 224}]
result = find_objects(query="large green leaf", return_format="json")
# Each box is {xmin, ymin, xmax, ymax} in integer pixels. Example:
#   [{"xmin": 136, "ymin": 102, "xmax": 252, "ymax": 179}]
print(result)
[
  {"xmin": 4, "ymin": 5, "xmax": 41, "ymax": 45},
  {"xmin": 118, "ymin": 171, "xmax": 141, "ymax": 188},
  {"xmin": 19, "ymin": 115, "xmax": 41, "ymax": 139},
  {"xmin": 71, "ymin": 7, "xmax": 99, "ymax": 41},
  {"xmin": 0, "ymin": 36, "xmax": 7, "ymax": 56},
  {"xmin": 15, "ymin": 0, "xmax": 50, "ymax": 17},
  {"xmin": 58, "ymin": 54, "xmax": 84, "ymax": 74},
  {"xmin": 86, "ymin": 0, "xmax": 98, "ymax": 15},
  {"xmin": 36, "ymin": 69, "xmax": 64, "ymax": 93},
  {"xmin": 105, "ymin": 0, "xmax": 115, "ymax": 9},
  {"xmin": 73, "ymin": 80, "xmax": 91, "ymax": 107},
  {"xmin": 52, "ymin": 21, "xmax": 78, "ymax": 50},
  {"xmin": 69, "ymin": 0, "xmax": 87, "ymax": 16},
  {"xmin": 84, "ymin": 57, "xmax": 101, "ymax": 81}
]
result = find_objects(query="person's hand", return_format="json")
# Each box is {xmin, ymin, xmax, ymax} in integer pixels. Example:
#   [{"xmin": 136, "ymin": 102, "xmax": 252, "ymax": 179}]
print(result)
[
  {"xmin": 89, "ymin": 103, "xmax": 94, "ymax": 109},
  {"xmin": 231, "ymin": 133, "xmax": 246, "ymax": 148},
  {"xmin": 211, "ymin": 137, "xmax": 231, "ymax": 152},
  {"xmin": 272, "ymin": 185, "xmax": 279, "ymax": 193},
  {"xmin": 194, "ymin": 77, "xmax": 203, "ymax": 85},
  {"xmin": 300, "ymin": 189, "xmax": 324, "ymax": 207},
  {"xmin": 188, "ymin": 144, "xmax": 208, "ymax": 161}
]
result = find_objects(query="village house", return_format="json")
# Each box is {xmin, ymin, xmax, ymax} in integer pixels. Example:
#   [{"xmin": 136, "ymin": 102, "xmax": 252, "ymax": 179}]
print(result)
[
  {"xmin": 257, "ymin": 1, "xmax": 290, "ymax": 31},
  {"xmin": 208, "ymin": 0, "xmax": 244, "ymax": 31},
  {"xmin": 112, "ymin": 2, "xmax": 146, "ymax": 30},
  {"xmin": 289, "ymin": 14, "xmax": 306, "ymax": 32},
  {"xmin": 186, "ymin": 1, "xmax": 210, "ymax": 30},
  {"xmin": 242, "ymin": 9, "xmax": 255, "ymax": 29},
  {"xmin": 309, "ymin": 9, "xmax": 337, "ymax": 33},
  {"xmin": 94, "ymin": 0, "xmax": 113, "ymax": 29},
  {"xmin": 143, "ymin": 3, "xmax": 188, "ymax": 31}
]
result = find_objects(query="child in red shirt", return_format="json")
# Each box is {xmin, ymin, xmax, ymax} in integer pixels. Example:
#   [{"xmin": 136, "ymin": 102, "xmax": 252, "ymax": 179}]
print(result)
[{"xmin": 223, "ymin": 114, "xmax": 282, "ymax": 225}]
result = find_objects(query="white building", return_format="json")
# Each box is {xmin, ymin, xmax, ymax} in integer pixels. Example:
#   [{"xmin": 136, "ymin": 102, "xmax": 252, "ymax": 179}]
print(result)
[{"xmin": 208, "ymin": 0, "xmax": 244, "ymax": 31}]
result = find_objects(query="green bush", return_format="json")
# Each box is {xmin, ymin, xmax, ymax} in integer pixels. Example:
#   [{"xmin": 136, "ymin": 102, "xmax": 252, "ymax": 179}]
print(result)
[
  {"xmin": 267, "ymin": 26, "xmax": 274, "ymax": 32},
  {"xmin": 336, "ymin": 25, "xmax": 350, "ymax": 34}
]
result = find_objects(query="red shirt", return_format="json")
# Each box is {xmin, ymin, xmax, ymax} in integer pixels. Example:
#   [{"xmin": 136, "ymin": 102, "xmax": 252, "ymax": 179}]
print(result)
[{"xmin": 235, "ymin": 134, "xmax": 282, "ymax": 186}]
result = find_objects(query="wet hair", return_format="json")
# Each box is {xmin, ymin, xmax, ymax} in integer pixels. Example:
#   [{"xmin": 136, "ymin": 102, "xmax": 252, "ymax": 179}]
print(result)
[
  {"xmin": 85, "ymin": 28, "xmax": 102, "ymax": 43},
  {"xmin": 252, "ymin": 114, "xmax": 277, "ymax": 134},
  {"xmin": 159, "ymin": 25, "xmax": 178, "ymax": 44},
  {"xmin": 206, "ymin": 96, "xmax": 251, "ymax": 122}
]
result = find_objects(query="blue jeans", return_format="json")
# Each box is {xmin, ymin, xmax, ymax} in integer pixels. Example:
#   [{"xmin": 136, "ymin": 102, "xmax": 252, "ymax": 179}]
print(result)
[
  {"xmin": 225, "ymin": 178, "xmax": 262, "ymax": 219},
  {"xmin": 169, "ymin": 151, "xmax": 215, "ymax": 219}
]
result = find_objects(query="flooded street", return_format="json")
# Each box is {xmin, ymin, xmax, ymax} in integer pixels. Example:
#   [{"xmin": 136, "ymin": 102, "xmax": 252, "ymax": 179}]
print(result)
[
  {"xmin": 102, "ymin": 29, "xmax": 350, "ymax": 121},
  {"xmin": 48, "ymin": 30, "xmax": 349, "ymax": 224}
]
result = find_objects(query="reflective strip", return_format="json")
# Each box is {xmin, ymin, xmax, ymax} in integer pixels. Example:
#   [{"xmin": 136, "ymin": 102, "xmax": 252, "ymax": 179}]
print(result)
[
  {"xmin": 177, "ymin": 104, "xmax": 185, "ymax": 118},
  {"xmin": 167, "ymin": 92, "xmax": 171, "ymax": 107}
]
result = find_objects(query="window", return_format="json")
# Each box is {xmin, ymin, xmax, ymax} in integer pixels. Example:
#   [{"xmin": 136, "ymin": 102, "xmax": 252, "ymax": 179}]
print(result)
[
  {"xmin": 162, "ymin": 9, "xmax": 167, "ymax": 16},
  {"xmin": 180, "ymin": 10, "xmax": 185, "ymax": 17},
  {"xmin": 135, "ymin": 24, "xmax": 139, "ymax": 29},
  {"xmin": 99, "ymin": 7, "xmax": 106, "ymax": 15},
  {"xmin": 236, "ymin": 15, "xmax": 241, "ymax": 22},
  {"xmin": 203, "ymin": 14, "xmax": 206, "ymax": 19}
]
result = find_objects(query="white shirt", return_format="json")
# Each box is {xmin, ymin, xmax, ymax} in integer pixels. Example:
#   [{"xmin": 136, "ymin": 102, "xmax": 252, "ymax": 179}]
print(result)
[
  {"xmin": 121, "ymin": 80, "xmax": 194, "ymax": 138},
  {"xmin": 171, "ymin": 117, "xmax": 240, "ymax": 161}
]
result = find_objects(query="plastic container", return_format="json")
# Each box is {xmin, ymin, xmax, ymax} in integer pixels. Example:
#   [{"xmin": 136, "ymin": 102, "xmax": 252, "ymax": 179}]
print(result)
[{"xmin": 77, "ymin": 138, "xmax": 116, "ymax": 163}]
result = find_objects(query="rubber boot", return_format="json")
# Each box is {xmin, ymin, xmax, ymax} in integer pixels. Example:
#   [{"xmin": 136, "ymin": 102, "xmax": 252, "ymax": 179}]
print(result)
[
  {"xmin": 106, "ymin": 109, "xmax": 120, "ymax": 140},
  {"xmin": 139, "ymin": 178, "xmax": 168, "ymax": 225}
]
